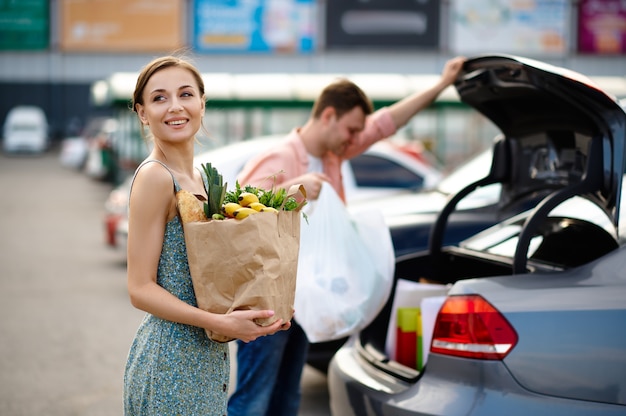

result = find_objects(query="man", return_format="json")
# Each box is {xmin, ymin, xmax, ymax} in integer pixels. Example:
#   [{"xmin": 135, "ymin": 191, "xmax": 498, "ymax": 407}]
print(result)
[{"xmin": 227, "ymin": 56, "xmax": 466, "ymax": 416}]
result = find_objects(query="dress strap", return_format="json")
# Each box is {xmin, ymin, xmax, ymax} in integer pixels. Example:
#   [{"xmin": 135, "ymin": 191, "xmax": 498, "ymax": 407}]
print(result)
[{"xmin": 132, "ymin": 159, "xmax": 181, "ymax": 193}]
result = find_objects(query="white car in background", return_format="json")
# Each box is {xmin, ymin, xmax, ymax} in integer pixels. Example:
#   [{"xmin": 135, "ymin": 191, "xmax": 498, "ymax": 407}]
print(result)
[
  {"xmin": 104, "ymin": 134, "xmax": 443, "ymax": 250},
  {"xmin": 194, "ymin": 135, "xmax": 442, "ymax": 202},
  {"xmin": 2, "ymin": 106, "xmax": 49, "ymax": 154}
]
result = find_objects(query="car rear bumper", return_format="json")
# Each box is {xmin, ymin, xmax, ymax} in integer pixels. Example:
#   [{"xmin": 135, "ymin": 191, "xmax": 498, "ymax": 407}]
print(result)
[
  {"xmin": 328, "ymin": 337, "xmax": 626, "ymax": 416},
  {"xmin": 3, "ymin": 141, "xmax": 47, "ymax": 153}
]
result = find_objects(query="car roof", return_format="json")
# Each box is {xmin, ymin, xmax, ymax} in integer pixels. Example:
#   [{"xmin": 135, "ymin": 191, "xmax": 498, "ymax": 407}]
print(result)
[{"xmin": 4, "ymin": 106, "xmax": 47, "ymax": 125}]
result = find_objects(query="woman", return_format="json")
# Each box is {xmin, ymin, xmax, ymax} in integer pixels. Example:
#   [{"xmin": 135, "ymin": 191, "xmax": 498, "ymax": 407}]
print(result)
[{"xmin": 123, "ymin": 55, "xmax": 290, "ymax": 416}]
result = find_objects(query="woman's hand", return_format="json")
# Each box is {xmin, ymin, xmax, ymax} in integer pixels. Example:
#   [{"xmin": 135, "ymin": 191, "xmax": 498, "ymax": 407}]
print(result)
[{"xmin": 213, "ymin": 309, "xmax": 292, "ymax": 343}]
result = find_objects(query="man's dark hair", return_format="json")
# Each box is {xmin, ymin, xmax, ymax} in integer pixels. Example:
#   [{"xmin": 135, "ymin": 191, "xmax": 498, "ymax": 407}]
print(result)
[{"xmin": 311, "ymin": 78, "xmax": 374, "ymax": 119}]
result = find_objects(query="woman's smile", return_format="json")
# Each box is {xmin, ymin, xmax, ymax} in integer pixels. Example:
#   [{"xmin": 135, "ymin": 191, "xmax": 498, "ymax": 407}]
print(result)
[{"xmin": 165, "ymin": 118, "xmax": 188, "ymax": 126}]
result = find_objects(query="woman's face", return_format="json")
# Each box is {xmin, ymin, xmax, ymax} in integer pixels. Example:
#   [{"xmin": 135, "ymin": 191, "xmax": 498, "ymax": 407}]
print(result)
[{"xmin": 135, "ymin": 66, "xmax": 205, "ymax": 144}]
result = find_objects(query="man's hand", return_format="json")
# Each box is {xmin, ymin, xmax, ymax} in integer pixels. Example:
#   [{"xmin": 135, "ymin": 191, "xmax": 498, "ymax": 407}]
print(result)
[
  {"xmin": 388, "ymin": 55, "xmax": 467, "ymax": 129},
  {"xmin": 440, "ymin": 56, "xmax": 466, "ymax": 86},
  {"xmin": 296, "ymin": 172, "xmax": 330, "ymax": 200}
]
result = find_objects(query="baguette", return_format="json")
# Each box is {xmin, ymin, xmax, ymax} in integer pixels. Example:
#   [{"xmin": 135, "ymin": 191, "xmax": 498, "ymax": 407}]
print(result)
[{"xmin": 176, "ymin": 189, "xmax": 208, "ymax": 223}]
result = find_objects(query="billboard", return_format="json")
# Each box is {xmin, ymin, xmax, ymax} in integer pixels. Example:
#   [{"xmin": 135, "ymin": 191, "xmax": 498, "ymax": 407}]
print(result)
[
  {"xmin": 194, "ymin": 0, "xmax": 316, "ymax": 54},
  {"xmin": 450, "ymin": 0, "xmax": 570, "ymax": 56},
  {"xmin": 0, "ymin": 0, "xmax": 49, "ymax": 50},
  {"xmin": 59, "ymin": 0, "xmax": 184, "ymax": 52},
  {"xmin": 578, "ymin": 0, "xmax": 626, "ymax": 54},
  {"xmin": 325, "ymin": 0, "xmax": 439, "ymax": 49}
]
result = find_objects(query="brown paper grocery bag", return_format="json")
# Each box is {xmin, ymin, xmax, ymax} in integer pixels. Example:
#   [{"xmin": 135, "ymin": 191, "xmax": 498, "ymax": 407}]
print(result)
[{"xmin": 182, "ymin": 185, "xmax": 304, "ymax": 343}]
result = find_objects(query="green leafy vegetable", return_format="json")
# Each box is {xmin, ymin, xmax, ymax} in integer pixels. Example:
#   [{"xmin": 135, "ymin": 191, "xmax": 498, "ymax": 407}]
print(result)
[
  {"xmin": 201, "ymin": 162, "xmax": 226, "ymax": 218},
  {"xmin": 224, "ymin": 180, "xmax": 305, "ymax": 212}
]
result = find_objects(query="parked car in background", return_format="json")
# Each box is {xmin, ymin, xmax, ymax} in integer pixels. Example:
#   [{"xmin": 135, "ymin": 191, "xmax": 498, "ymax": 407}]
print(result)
[
  {"xmin": 349, "ymin": 146, "xmax": 494, "ymax": 257},
  {"xmin": 328, "ymin": 54, "xmax": 626, "ymax": 415},
  {"xmin": 194, "ymin": 135, "xmax": 443, "ymax": 203},
  {"xmin": 2, "ymin": 106, "xmax": 48, "ymax": 154},
  {"xmin": 83, "ymin": 117, "xmax": 120, "ymax": 182},
  {"xmin": 59, "ymin": 136, "xmax": 89, "ymax": 170},
  {"xmin": 103, "ymin": 134, "xmax": 443, "ymax": 250}
]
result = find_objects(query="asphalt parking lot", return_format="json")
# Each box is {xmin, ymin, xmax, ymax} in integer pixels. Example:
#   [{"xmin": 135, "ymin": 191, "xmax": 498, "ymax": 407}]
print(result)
[{"xmin": 0, "ymin": 150, "xmax": 329, "ymax": 415}]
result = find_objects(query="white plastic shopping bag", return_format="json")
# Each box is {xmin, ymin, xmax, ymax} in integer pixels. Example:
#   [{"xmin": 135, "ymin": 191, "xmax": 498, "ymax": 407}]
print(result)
[{"xmin": 294, "ymin": 184, "xmax": 395, "ymax": 342}]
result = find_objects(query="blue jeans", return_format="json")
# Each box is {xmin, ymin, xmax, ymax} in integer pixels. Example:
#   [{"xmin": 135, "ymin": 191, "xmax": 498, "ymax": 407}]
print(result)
[{"xmin": 227, "ymin": 321, "xmax": 309, "ymax": 416}]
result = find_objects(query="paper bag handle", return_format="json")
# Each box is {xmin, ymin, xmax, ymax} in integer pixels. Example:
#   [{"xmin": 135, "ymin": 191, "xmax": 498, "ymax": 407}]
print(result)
[{"xmin": 282, "ymin": 183, "xmax": 307, "ymax": 211}]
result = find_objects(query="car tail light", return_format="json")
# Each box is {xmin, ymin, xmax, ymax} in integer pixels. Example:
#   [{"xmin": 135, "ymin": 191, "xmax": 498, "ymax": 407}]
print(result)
[{"xmin": 431, "ymin": 295, "xmax": 518, "ymax": 360}]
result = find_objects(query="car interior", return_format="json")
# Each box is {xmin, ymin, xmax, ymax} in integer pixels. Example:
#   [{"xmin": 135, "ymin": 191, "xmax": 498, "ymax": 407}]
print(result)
[{"xmin": 430, "ymin": 130, "xmax": 618, "ymax": 279}]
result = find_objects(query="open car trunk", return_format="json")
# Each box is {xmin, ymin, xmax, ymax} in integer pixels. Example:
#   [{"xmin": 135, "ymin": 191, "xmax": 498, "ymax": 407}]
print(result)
[{"xmin": 355, "ymin": 54, "xmax": 626, "ymax": 383}]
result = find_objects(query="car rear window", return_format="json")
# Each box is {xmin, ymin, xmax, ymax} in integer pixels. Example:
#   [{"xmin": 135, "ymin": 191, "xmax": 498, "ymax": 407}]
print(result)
[{"xmin": 350, "ymin": 154, "xmax": 424, "ymax": 189}]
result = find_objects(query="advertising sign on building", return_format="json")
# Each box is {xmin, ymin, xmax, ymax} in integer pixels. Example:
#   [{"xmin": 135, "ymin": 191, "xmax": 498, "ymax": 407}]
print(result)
[
  {"xmin": 59, "ymin": 0, "xmax": 183, "ymax": 52},
  {"xmin": 0, "ymin": 0, "xmax": 49, "ymax": 50},
  {"xmin": 450, "ymin": 0, "xmax": 570, "ymax": 56},
  {"xmin": 325, "ymin": 0, "xmax": 439, "ymax": 49},
  {"xmin": 194, "ymin": 0, "xmax": 316, "ymax": 54},
  {"xmin": 578, "ymin": 0, "xmax": 626, "ymax": 54}
]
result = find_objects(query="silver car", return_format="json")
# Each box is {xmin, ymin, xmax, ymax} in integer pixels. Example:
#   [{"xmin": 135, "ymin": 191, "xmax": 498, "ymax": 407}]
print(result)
[{"xmin": 328, "ymin": 54, "xmax": 626, "ymax": 416}]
